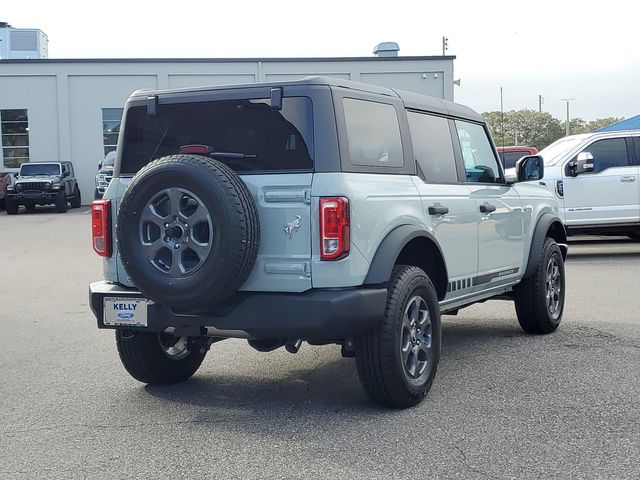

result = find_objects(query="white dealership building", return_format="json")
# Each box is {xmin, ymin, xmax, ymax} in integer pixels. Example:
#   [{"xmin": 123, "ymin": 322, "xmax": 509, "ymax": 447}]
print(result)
[{"xmin": 0, "ymin": 44, "xmax": 455, "ymax": 203}]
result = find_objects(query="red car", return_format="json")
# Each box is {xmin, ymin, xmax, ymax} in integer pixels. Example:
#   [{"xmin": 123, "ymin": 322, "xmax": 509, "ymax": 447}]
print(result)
[
  {"xmin": 496, "ymin": 146, "xmax": 538, "ymax": 170},
  {"xmin": 0, "ymin": 172, "xmax": 11, "ymax": 210}
]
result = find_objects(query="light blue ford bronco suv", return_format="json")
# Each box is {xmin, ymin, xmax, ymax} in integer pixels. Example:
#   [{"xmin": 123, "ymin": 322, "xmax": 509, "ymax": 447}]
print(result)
[{"xmin": 90, "ymin": 77, "xmax": 567, "ymax": 408}]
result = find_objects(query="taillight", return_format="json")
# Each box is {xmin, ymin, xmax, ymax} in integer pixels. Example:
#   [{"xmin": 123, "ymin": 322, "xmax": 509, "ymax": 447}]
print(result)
[
  {"xmin": 320, "ymin": 197, "xmax": 350, "ymax": 260},
  {"xmin": 92, "ymin": 200, "xmax": 112, "ymax": 257}
]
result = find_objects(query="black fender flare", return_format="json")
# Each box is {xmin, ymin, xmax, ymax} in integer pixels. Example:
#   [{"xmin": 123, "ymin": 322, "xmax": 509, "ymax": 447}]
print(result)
[
  {"xmin": 523, "ymin": 213, "xmax": 568, "ymax": 279},
  {"xmin": 364, "ymin": 225, "xmax": 448, "ymax": 286}
]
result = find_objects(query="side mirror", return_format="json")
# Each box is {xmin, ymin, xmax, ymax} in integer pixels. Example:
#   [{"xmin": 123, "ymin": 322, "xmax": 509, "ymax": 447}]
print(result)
[
  {"xmin": 567, "ymin": 152, "xmax": 594, "ymax": 177},
  {"xmin": 515, "ymin": 155, "xmax": 544, "ymax": 182},
  {"xmin": 62, "ymin": 171, "xmax": 69, "ymax": 178},
  {"xmin": 576, "ymin": 152, "xmax": 594, "ymax": 174},
  {"xmin": 13, "ymin": 172, "xmax": 19, "ymax": 179},
  {"xmin": 98, "ymin": 161, "xmax": 103, "ymax": 170}
]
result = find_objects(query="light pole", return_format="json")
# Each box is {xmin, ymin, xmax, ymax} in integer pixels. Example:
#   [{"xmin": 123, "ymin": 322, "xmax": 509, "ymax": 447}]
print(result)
[{"xmin": 561, "ymin": 98, "xmax": 574, "ymax": 136}]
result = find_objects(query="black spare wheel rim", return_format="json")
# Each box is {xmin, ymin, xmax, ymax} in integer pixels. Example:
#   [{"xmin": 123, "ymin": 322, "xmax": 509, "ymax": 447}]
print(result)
[{"xmin": 117, "ymin": 154, "xmax": 260, "ymax": 308}]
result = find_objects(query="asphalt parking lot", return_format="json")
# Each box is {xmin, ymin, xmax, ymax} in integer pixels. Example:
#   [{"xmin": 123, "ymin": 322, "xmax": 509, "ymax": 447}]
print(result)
[{"xmin": 1, "ymin": 207, "xmax": 639, "ymax": 479}]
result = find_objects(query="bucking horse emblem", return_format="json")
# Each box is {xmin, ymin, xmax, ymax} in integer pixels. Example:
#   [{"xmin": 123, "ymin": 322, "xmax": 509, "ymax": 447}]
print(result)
[{"xmin": 284, "ymin": 215, "xmax": 303, "ymax": 239}]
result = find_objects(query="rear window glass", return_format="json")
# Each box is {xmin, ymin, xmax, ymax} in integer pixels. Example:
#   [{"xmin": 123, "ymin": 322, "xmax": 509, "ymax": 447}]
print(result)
[
  {"xmin": 343, "ymin": 98, "xmax": 403, "ymax": 168},
  {"xmin": 120, "ymin": 97, "xmax": 313, "ymax": 174}
]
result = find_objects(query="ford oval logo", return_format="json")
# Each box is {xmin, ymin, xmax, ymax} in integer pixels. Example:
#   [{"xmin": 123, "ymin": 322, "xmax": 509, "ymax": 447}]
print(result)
[{"xmin": 117, "ymin": 311, "xmax": 135, "ymax": 319}]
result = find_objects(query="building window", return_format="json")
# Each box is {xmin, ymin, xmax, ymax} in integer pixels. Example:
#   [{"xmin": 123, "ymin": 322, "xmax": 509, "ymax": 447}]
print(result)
[
  {"xmin": 1, "ymin": 109, "xmax": 30, "ymax": 169},
  {"xmin": 102, "ymin": 108, "xmax": 123, "ymax": 156}
]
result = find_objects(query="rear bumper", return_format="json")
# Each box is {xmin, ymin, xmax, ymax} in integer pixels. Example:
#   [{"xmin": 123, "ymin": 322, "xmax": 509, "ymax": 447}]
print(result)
[{"xmin": 89, "ymin": 281, "xmax": 387, "ymax": 341}]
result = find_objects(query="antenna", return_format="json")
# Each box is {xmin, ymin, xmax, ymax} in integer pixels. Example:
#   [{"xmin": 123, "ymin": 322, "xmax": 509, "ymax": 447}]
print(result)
[{"xmin": 442, "ymin": 36, "xmax": 448, "ymax": 56}]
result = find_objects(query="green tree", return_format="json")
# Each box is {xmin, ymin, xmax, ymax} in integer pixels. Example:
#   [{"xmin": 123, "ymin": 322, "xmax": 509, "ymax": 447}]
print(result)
[
  {"xmin": 483, "ymin": 110, "xmax": 626, "ymax": 150},
  {"xmin": 587, "ymin": 117, "xmax": 623, "ymax": 131},
  {"xmin": 483, "ymin": 110, "xmax": 564, "ymax": 150}
]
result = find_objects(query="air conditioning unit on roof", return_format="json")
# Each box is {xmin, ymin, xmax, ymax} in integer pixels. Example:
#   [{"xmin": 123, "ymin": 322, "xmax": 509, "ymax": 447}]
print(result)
[{"xmin": 0, "ymin": 22, "xmax": 48, "ymax": 59}]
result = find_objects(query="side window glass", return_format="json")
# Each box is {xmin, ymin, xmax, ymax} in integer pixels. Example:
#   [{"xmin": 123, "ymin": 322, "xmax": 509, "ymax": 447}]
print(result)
[
  {"xmin": 407, "ymin": 112, "xmax": 458, "ymax": 183},
  {"xmin": 574, "ymin": 138, "xmax": 629, "ymax": 173},
  {"xmin": 343, "ymin": 98, "xmax": 404, "ymax": 168},
  {"xmin": 455, "ymin": 120, "xmax": 501, "ymax": 183}
]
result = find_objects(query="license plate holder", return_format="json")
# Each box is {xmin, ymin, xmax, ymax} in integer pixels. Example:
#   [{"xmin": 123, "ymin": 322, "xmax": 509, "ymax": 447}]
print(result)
[{"xmin": 103, "ymin": 297, "xmax": 150, "ymax": 327}]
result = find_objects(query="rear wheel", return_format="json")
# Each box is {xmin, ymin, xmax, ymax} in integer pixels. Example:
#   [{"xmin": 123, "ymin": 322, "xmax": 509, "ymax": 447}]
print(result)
[
  {"xmin": 115, "ymin": 330, "xmax": 207, "ymax": 385},
  {"xmin": 356, "ymin": 265, "xmax": 441, "ymax": 408},
  {"xmin": 70, "ymin": 185, "xmax": 82, "ymax": 208},
  {"xmin": 55, "ymin": 192, "xmax": 68, "ymax": 213},
  {"xmin": 514, "ymin": 237, "xmax": 565, "ymax": 334}
]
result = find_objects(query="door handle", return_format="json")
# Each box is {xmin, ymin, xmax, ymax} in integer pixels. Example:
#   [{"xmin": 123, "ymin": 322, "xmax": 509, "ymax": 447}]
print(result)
[
  {"xmin": 620, "ymin": 176, "xmax": 636, "ymax": 183},
  {"xmin": 428, "ymin": 205, "xmax": 449, "ymax": 215},
  {"xmin": 480, "ymin": 203, "xmax": 496, "ymax": 213}
]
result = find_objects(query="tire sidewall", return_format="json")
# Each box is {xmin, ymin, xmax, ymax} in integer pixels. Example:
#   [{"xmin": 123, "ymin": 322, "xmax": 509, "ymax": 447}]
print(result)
[
  {"xmin": 539, "ymin": 240, "xmax": 565, "ymax": 327},
  {"xmin": 72, "ymin": 185, "xmax": 81, "ymax": 207}
]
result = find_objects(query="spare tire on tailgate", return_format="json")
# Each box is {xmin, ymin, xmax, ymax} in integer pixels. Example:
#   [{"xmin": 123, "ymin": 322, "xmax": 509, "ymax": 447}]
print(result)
[{"xmin": 117, "ymin": 154, "xmax": 260, "ymax": 308}]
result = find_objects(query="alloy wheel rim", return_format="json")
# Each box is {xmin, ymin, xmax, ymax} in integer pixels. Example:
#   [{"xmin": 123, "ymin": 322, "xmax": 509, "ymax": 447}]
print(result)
[
  {"xmin": 545, "ymin": 256, "xmax": 562, "ymax": 318},
  {"xmin": 400, "ymin": 295, "xmax": 433, "ymax": 380},
  {"xmin": 138, "ymin": 187, "xmax": 213, "ymax": 277}
]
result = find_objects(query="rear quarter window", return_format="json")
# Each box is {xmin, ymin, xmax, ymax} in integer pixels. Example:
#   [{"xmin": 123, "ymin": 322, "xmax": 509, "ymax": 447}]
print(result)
[{"xmin": 343, "ymin": 98, "xmax": 403, "ymax": 168}]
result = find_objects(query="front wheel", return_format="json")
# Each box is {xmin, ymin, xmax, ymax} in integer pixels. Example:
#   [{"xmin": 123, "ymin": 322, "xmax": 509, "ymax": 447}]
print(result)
[
  {"xmin": 115, "ymin": 330, "xmax": 207, "ymax": 385},
  {"xmin": 356, "ymin": 265, "xmax": 441, "ymax": 408},
  {"xmin": 514, "ymin": 237, "xmax": 565, "ymax": 334}
]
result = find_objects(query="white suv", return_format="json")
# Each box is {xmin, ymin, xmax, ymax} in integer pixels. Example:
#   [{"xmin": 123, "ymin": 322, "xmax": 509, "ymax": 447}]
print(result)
[{"xmin": 527, "ymin": 130, "xmax": 640, "ymax": 237}]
